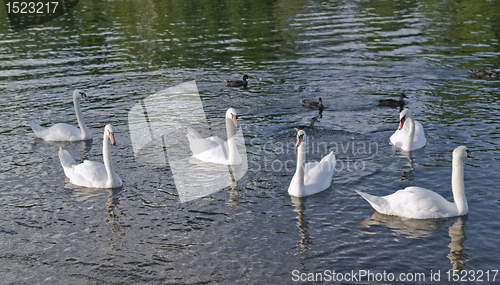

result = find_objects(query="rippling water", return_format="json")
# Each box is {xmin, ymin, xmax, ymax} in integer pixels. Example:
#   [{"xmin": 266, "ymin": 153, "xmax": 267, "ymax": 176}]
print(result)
[{"xmin": 1, "ymin": 0, "xmax": 500, "ymax": 283}]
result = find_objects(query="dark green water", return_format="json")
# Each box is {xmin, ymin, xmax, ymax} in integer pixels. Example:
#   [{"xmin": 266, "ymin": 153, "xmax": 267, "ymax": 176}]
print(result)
[{"xmin": 1, "ymin": 0, "xmax": 500, "ymax": 283}]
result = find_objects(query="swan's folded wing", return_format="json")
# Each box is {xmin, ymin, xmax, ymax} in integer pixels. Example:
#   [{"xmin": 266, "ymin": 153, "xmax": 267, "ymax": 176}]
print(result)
[
  {"xmin": 70, "ymin": 160, "xmax": 108, "ymax": 187},
  {"xmin": 373, "ymin": 187, "xmax": 456, "ymax": 218},
  {"xmin": 304, "ymin": 152, "xmax": 336, "ymax": 187},
  {"xmin": 412, "ymin": 120, "xmax": 426, "ymax": 149},
  {"xmin": 187, "ymin": 127, "xmax": 220, "ymax": 154},
  {"xmin": 35, "ymin": 123, "xmax": 82, "ymax": 141}
]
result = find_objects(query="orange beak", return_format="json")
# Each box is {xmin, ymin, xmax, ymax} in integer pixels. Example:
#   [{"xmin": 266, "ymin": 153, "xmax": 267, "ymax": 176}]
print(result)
[
  {"xmin": 296, "ymin": 136, "xmax": 303, "ymax": 147},
  {"xmin": 398, "ymin": 118, "xmax": 405, "ymax": 130},
  {"xmin": 109, "ymin": 133, "xmax": 116, "ymax": 145},
  {"xmin": 467, "ymin": 150, "xmax": 474, "ymax": 159},
  {"xmin": 232, "ymin": 116, "xmax": 239, "ymax": 128}
]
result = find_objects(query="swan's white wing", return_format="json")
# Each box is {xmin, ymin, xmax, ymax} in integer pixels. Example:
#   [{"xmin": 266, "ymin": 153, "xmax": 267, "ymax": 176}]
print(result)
[
  {"xmin": 187, "ymin": 127, "xmax": 223, "ymax": 154},
  {"xmin": 358, "ymin": 187, "xmax": 457, "ymax": 219},
  {"xmin": 32, "ymin": 122, "xmax": 83, "ymax": 141},
  {"xmin": 68, "ymin": 160, "xmax": 109, "ymax": 188},
  {"xmin": 303, "ymin": 152, "xmax": 336, "ymax": 192},
  {"xmin": 411, "ymin": 120, "xmax": 426, "ymax": 150},
  {"xmin": 187, "ymin": 127, "xmax": 232, "ymax": 164}
]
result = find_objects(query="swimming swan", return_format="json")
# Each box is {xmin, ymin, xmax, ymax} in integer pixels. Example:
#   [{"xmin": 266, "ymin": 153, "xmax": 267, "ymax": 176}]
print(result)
[
  {"xmin": 390, "ymin": 108, "xmax": 426, "ymax": 151},
  {"xmin": 288, "ymin": 130, "xmax": 336, "ymax": 197},
  {"xmin": 59, "ymin": 124, "xmax": 122, "ymax": 188},
  {"xmin": 30, "ymin": 90, "xmax": 92, "ymax": 141},
  {"xmin": 357, "ymin": 146, "xmax": 474, "ymax": 219},
  {"xmin": 187, "ymin": 108, "xmax": 242, "ymax": 165}
]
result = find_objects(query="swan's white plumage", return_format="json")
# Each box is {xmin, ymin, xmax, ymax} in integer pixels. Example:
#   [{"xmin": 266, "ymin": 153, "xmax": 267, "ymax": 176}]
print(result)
[
  {"xmin": 390, "ymin": 109, "xmax": 426, "ymax": 151},
  {"xmin": 187, "ymin": 108, "xmax": 242, "ymax": 165},
  {"xmin": 357, "ymin": 146, "xmax": 472, "ymax": 219},
  {"xmin": 288, "ymin": 130, "xmax": 336, "ymax": 197},
  {"xmin": 30, "ymin": 90, "xmax": 92, "ymax": 141},
  {"xmin": 59, "ymin": 124, "xmax": 122, "ymax": 188}
]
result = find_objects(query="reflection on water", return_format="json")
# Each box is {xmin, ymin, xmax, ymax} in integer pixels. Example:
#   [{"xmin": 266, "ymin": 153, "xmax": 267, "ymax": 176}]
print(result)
[
  {"xmin": 290, "ymin": 196, "xmax": 313, "ymax": 254},
  {"xmin": 362, "ymin": 212, "xmax": 469, "ymax": 271},
  {"xmin": 105, "ymin": 187, "xmax": 125, "ymax": 252},
  {"xmin": 399, "ymin": 151, "xmax": 416, "ymax": 183},
  {"xmin": 448, "ymin": 216, "xmax": 468, "ymax": 271},
  {"xmin": 361, "ymin": 211, "xmax": 447, "ymax": 238},
  {"xmin": 32, "ymin": 138, "xmax": 94, "ymax": 161}
]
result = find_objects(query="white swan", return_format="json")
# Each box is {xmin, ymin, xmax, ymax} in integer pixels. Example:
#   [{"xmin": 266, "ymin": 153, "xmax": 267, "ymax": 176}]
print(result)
[
  {"xmin": 187, "ymin": 108, "xmax": 242, "ymax": 165},
  {"xmin": 390, "ymin": 108, "xmax": 426, "ymax": 151},
  {"xmin": 288, "ymin": 130, "xmax": 336, "ymax": 197},
  {"xmin": 30, "ymin": 90, "xmax": 92, "ymax": 141},
  {"xmin": 357, "ymin": 146, "xmax": 474, "ymax": 219},
  {"xmin": 59, "ymin": 124, "xmax": 122, "ymax": 188}
]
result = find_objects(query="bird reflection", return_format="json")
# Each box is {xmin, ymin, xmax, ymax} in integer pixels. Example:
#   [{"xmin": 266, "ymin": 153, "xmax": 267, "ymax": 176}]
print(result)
[
  {"xmin": 105, "ymin": 187, "xmax": 125, "ymax": 251},
  {"xmin": 33, "ymin": 138, "xmax": 93, "ymax": 160},
  {"xmin": 397, "ymin": 147, "xmax": 425, "ymax": 183},
  {"xmin": 226, "ymin": 165, "xmax": 243, "ymax": 216},
  {"xmin": 361, "ymin": 212, "xmax": 468, "ymax": 271},
  {"xmin": 448, "ymin": 216, "xmax": 468, "ymax": 271},
  {"xmin": 399, "ymin": 151, "xmax": 415, "ymax": 183},
  {"xmin": 361, "ymin": 211, "xmax": 447, "ymax": 238},
  {"xmin": 290, "ymin": 196, "xmax": 313, "ymax": 253}
]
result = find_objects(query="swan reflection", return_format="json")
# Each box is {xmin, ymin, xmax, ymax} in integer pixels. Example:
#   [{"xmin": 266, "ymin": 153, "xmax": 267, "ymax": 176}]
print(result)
[
  {"xmin": 33, "ymin": 138, "xmax": 93, "ymax": 161},
  {"xmin": 105, "ymin": 187, "xmax": 125, "ymax": 251},
  {"xmin": 290, "ymin": 196, "xmax": 313, "ymax": 253},
  {"xmin": 361, "ymin": 211, "xmax": 447, "ymax": 238},
  {"xmin": 361, "ymin": 213, "xmax": 468, "ymax": 270},
  {"xmin": 398, "ymin": 150, "xmax": 420, "ymax": 183},
  {"xmin": 447, "ymin": 216, "xmax": 468, "ymax": 271},
  {"xmin": 66, "ymin": 186, "xmax": 124, "ymax": 251}
]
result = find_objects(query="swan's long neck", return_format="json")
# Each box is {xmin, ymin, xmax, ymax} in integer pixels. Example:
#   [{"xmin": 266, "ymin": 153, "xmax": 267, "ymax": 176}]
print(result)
[
  {"xmin": 102, "ymin": 133, "xmax": 115, "ymax": 185},
  {"xmin": 295, "ymin": 140, "xmax": 306, "ymax": 195},
  {"xmin": 226, "ymin": 118, "xmax": 238, "ymax": 163},
  {"xmin": 74, "ymin": 98, "xmax": 90, "ymax": 138},
  {"xmin": 405, "ymin": 115, "xmax": 416, "ymax": 150},
  {"xmin": 451, "ymin": 155, "xmax": 468, "ymax": 215}
]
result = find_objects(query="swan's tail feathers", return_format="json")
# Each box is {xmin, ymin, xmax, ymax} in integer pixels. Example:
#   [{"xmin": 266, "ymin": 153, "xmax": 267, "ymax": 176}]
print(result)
[
  {"xmin": 356, "ymin": 190, "xmax": 388, "ymax": 214},
  {"xmin": 58, "ymin": 148, "xmax": 77, "ymax": 169},
  {"xmin": 29, "ymin": 121, "xmax": 45, "ymax": 136},
  {"xmin": 186, "ymin": 127, "xmax": 203, "ymax": 141}
]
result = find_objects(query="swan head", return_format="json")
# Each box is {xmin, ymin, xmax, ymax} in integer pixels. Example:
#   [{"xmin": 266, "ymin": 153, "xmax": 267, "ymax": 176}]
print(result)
[
  {"xmin": 105, "ymin": 124, "xmax": 116, "ymax": 145},
  {"xmin": 226, "ymin": 108, "xmax": 239, "ymax": 128},
  {"xmin": 398, "ymin": 109, "xmax": 412, "ymax": 130},
  {"xmin": 454, "ymin": 146, "xmax": 474, "ymax": 159},
  {"xmin": 295, "ymin": 129, "xmax": 306, "ymax": 147},
  {"xmin": 73, "ymin": 90, "xmax": 90, "ymax": 102}
]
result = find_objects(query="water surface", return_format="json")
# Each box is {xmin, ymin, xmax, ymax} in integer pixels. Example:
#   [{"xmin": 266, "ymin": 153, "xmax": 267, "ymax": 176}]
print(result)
[{"xmin": 1, "ymin": 0, "xmax": 500, "ymax": 283}]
